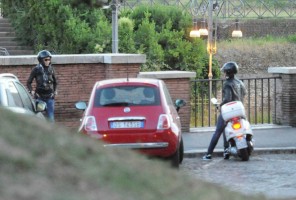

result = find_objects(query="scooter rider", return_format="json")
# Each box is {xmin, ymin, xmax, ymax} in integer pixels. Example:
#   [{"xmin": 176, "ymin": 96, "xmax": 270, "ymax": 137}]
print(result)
[
  {"xmin": 27, "ymin": 50, "xmax": 58, "ymax": 122},
  {"xmin": 202, "ymin": 61, "xmax": 246, "ymax": 160}
]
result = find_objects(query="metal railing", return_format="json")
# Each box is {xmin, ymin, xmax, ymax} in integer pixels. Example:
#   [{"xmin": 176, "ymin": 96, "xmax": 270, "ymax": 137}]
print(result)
[
  {"xmin": 1, "ymin": 0, "xmax": 296, "ymax": 19},
  {"xmin": 191, "ymin": 76, "xmax": 281, "ymax": 127},
  {"xmin": 121, "ymin": 0, "xmax": 296, "ymax": 19}
]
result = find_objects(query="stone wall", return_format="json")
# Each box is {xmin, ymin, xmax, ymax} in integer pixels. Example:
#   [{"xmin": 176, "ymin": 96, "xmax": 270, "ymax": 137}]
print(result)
[{"xmin": 0, "ymin": 54, "xmax": 195, "ymax": 131}]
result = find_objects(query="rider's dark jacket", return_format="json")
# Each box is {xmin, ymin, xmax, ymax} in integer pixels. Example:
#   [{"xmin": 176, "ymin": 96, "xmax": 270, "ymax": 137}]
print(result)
[
  {"xmin": 27, "ymin": 63, "xmax": 57, "ymax": 99},
  {"xmin": 221, "ymin": 76, "xmax": 246, "ymax": 106}
]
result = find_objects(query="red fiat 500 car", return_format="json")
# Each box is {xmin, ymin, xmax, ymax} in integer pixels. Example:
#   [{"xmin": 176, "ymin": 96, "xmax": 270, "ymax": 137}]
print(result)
[{"xmin": 75, "ymin": 78, "xmax": 186, "ymax": 167}]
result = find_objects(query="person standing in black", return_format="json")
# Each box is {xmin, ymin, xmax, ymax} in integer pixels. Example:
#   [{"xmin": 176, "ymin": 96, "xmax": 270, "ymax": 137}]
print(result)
[
  {"xmin": 27, "ymin": 50, "xmax": 58, "ymax": 122},
  {"xmin": 202, "ymin": 61, "xmax": 246, "ymax": 160}
]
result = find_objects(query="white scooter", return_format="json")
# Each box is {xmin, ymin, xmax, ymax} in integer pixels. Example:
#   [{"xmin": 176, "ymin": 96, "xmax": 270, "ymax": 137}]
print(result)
[{"xmin": 211, "ymin": 98, "xmax": 254, "ymax": 161}]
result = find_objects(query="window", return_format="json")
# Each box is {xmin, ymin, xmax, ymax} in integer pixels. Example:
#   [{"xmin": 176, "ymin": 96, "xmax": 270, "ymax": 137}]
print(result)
[
  {"xmin": 15, "ymin": 82, "xmax": 34, "ymax": 112},
  {"xmin": 162, "ymin": 83, "xmax": 174, "ymax": 106},
  {"xmin": 94, "ymin": 86, "xmax": 160, "ymax": 107},
  {"xmin": 6, "ymin": 81, "xmax": 23, "ymax": 107}
]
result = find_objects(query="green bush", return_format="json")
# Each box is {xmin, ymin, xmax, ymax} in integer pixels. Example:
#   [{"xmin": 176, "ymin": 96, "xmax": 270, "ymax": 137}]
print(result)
[
  {"xmin": 118, "ymin": 17, "xmax": 136, "ymax": 53},
  {"xmin": 122, "ymin": 5, "xmax": 220, "ymax": 78},
  {"xmin": 287, "ymin": 34, "xmax": 296, "ymax": 43},
  {"xmin": 1, "ymin": 0, "xmax": 220, "ymax": 79}
]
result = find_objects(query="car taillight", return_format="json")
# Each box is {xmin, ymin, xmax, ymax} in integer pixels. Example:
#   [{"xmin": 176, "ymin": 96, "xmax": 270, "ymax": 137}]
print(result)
[
  {"xmin": 83, "ymin": 116, "xmax": 98, "ymax": 132},
  {"xmin": 157, "ymin": 114, "xmax": 171, "ymax": 130}
]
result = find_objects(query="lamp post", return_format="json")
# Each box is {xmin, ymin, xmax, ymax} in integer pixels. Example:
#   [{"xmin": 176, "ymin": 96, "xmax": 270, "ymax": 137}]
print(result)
[
  {"xmin": 207, "ymin": 0, "xmax": 215, "ymax": 124},
  {"xmin": 111, "ymin": 0, "xmax": 120, "ymax": 53}
]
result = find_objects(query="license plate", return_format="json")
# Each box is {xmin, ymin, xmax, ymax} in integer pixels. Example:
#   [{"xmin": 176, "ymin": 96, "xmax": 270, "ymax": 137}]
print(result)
[
  {"xmin": 110, "ymin": 121, "xmax": 144, "ymax": 129},
  {"xmin": 235, "ymin": 137, "xmax": 248, "ymax": 149}
]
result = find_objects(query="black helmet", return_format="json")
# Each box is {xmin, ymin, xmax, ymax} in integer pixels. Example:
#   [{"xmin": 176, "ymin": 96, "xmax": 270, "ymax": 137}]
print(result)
[
  {"xmin": 37, "ymin": 50, "xmax": 52, "ymax": 63},
  {"xmin": 221, "ymin": 61, "xmax": 238, "ymax": 78}
]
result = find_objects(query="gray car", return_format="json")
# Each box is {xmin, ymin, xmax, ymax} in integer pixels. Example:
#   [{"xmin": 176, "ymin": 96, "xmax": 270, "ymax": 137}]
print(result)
[{"xmin": 0, "ymin": 73, "xmax": 46, "ymax": 119}]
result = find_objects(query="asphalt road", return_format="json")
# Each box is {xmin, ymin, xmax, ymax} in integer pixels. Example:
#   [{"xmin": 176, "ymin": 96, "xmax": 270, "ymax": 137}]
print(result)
[{"xmin": 180, "ymin": 154, "xmax": 296, "ymax": 200}]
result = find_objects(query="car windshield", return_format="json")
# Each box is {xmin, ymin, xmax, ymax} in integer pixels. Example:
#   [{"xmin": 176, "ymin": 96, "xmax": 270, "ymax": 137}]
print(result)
[{"xmin": 94, "ymin": 86, "xmax": 160, "ymax": 107}]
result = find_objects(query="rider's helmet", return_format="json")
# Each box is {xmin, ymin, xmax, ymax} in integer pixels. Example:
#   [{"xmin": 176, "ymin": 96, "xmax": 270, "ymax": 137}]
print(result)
[
  {"xmin": 37, "ymin": 50, "xmax": 52, "ymax": 66},
  {"xmin": 221, "ymin": 61, "xmax": 239, "ymax": 79}
]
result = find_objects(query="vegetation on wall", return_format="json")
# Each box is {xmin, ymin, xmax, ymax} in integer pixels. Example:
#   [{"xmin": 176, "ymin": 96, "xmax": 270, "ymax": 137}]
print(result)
[{"xmin": 0, "ymin": 0, "xmax": 220, "ymax": 79}]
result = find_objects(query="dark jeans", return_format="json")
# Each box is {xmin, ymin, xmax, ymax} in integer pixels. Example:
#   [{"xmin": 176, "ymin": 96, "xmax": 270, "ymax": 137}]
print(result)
[
  {"xmin": 207, "ymin": 114, "xmax": 229, "ymax": 155},
  {"xmin": 39, "ymin": 97, "xmax": 55, "ymax": 122}
]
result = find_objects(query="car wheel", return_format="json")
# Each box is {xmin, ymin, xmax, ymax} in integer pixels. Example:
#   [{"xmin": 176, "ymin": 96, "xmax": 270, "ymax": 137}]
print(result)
[
  {"xmin": 170, "ymin": 141, "xmax": 181, "ymax": 168},
  {"xmin": 179, "ymin": 137, "xmax": 184, "ymax": 164},
  {"xmin": 170, "ymin": 149, "xmax": 179, "ymax": 168}
]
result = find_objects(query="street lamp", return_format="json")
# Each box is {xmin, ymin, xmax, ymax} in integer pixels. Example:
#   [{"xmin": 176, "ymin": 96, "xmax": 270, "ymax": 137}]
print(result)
[
  {"xmin": 190, "ymin": 18, "xmax": 201, "ymax": 38},
  {"xmin": 207, "ymin": 0, "xmax": 216, "ymax": 124},
  {"xmin": 199, "ymin": 19, "xmax": 208, "ymax": 36},
  {"xmin": 80, "ymin": 0, "xmax": 119, "ymax": 53},
  {"xmin": 232, "ymin": 19, "xmax": 243, "ymax": 38},
  {"xmin": 110, "ymin": 0, "xmax": 120, "ymax": 53}
]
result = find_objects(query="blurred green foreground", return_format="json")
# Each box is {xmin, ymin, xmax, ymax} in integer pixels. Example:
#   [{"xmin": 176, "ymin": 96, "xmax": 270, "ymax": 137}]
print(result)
[{"xmin": 0, "ymin": 108, "xmax": 266, "ymax": 200}]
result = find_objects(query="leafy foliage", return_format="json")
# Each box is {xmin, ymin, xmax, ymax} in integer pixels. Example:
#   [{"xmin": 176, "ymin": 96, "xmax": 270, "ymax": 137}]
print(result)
[
  {"xmin": 287, "ymin": 35, "xmax": 296, "ymax": 43},
  {"xmin": 122, "ymin": 5, "xmax": 220, "ymax": 78},
  {"xmin": 118, "ymin": 17, "xmax": 136, "ymax": 53},
  {"xmin": 1, "ymin": 0, "xmax": 220, "ymax": 79}
]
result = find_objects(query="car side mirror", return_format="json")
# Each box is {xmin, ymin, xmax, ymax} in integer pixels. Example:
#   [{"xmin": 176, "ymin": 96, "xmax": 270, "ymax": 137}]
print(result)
[
  {"xmin": 75, "ymin": 101, "xmax": 87, "ymax": 110},
  {"xmin": 36, "ymin": 100, "xmax": 47, "ymax": 112}
]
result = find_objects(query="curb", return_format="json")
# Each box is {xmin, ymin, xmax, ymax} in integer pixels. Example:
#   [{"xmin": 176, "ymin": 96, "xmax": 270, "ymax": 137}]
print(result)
[
  {"xmin": 189, "ymin": 124, "xmax": 292, "ymax": 133},
  {"xmin": 184, "ymin": 147, "xmax": 296, "ymax": 158}
]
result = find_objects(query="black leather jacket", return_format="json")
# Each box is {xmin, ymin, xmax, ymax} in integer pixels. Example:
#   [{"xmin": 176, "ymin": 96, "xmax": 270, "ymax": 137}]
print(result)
[
  {"xmin": 27, "ymin": 63, "xmax": 57, "ymax": 99},
  {"xmin": 221, "ymin": 76, "xmax": 246, "ymax": 106}
]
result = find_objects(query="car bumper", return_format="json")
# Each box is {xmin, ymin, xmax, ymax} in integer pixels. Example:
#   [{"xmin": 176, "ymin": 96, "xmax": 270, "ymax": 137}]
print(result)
[
  {"xmin": 81, "ymin": 130, "xmax": 179, "ymax": 157},
  {"xmin": 103, "ymin": 142, "xmax": 169, "ymax": 149}
]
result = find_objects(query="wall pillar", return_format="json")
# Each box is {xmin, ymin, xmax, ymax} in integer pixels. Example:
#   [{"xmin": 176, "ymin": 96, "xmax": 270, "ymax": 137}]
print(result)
[
  {"xmin": 138, "ymin": 71, "xmax": 196, "ymax": 132},
  {"xmin": 268, "ymin": 67, "xmax": 296, "ymax": 127}
]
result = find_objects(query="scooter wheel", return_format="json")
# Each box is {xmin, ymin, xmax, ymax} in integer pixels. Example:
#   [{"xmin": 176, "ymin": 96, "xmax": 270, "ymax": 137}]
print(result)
[
  {"xmin": 247, "ymin": 141, "xmax": 254, "ymax": 155},
  {"xmin": 239, "ymin": 148, "xmax": 249, "ymax": 161}
]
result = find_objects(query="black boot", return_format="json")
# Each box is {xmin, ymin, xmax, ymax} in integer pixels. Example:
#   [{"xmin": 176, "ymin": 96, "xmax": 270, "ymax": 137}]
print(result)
[{"xmin": 223, "ymin": 147, "xmax": 230, "ymax": 160}]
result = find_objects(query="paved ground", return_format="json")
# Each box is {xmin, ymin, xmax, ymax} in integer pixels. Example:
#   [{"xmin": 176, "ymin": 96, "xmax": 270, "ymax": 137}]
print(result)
[
  {"xmin": 183, "ymin": 125, "xmax": 296, "ymax": 157},
  {"xmin": 181, "ymin": 125, "xmax": 296, "ymax": 199},
  {"xmin": 180, "ymin": 154, "xmax": 296, "ymax": 199}
]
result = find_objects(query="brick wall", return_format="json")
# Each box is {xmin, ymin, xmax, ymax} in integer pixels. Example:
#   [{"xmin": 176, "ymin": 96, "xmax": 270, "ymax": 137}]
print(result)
[
  {"xmin": 138, "ymin": 71, "xmax": 196, "ymax": 132},
  {"xmin": 0, "ymin": 54, "xmax": 145, "ymax": 129},
  {"xmin": 162, "ymin": 79, "xmax": 192, "ymax": 132},
  {"xmin": 280, "ymin": 74, "xmax": 296, "ymax": 126},
  {"xmin": 55, "ymin": 63, "xmax": 106, "ymax": 128},
  {"xmin": 58, "ymin": 63, "xmax": 145, "ymax": 128},
  {"xmin": 268, "ymin": 67, "xmax": 296, "ymax": 127},
  {"xmin": 0, "ymin": 54, "xmax": 196, "ymax": 131}
]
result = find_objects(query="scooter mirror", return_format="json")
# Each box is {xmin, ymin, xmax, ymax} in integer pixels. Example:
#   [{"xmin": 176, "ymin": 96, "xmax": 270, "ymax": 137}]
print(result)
[{"xmin": 211, "ymin": 98, "xmax": 218, "ymax": 105}]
